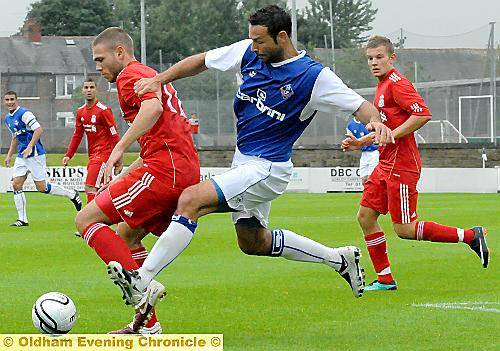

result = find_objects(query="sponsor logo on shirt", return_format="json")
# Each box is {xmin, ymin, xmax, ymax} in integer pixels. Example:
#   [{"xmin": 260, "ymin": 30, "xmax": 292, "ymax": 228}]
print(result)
[
  {"xmin": 279, "ymin": 84, "xmax": 294, "ymax": 99},
  {"xmin": 380, "ymin": 110, "xmax": 387, "ymax": 122},
  {"xmin": 124, "ymin": 210, "xmax": 134, "ymax": 217},
  {"xmin": 83, "ymin": 124, "xmax": 97, "ymax": 133},
  {"xmin": 236, "ymin": 88, "xmax": 286, "ymax": 121}
]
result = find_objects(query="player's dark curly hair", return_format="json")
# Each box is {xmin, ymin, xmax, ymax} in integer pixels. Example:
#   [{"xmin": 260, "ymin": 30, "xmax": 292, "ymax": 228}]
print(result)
[{"xmin": 248, "ymin": 5, "xmax": 292, "ymax": 42}]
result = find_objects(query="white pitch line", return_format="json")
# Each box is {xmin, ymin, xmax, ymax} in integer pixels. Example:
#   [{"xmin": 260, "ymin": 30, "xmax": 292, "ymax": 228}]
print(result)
[{"xmin": 411, "ymin": 302, "xmax": 500, "ymax": 313}]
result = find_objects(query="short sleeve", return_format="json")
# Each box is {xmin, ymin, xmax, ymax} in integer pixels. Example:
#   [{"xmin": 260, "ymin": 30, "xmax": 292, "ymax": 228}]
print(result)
[
  {"xmin": 392, "ymin": 80, "xmax": 431, "ymax": 116},
  {"xmin": 309, "ymin": 67, "xmax": 365, "ymax": 114},
  {"xmin": 21, "ymin": 111, "xmax": 41, "ymax": 131},
  {"xmin": 117, "ymin": 70, "xmax": 159, "ymax": 108},
  {"xmin": 205, "ymin": 39, "xmax": 252, "ymax": 72}
]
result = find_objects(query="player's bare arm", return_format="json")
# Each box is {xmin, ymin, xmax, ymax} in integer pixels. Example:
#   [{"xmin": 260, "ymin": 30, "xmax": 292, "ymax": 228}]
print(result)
[
  {"xmin": 354, "ymin": 101, "xmax": 394, "ymax": 146},
  {"xmin": 134, "ymin": 53, "xmax": 208, "ymax": 96},
  {"xmin": 341, "ymin": 133, "xmax": 376, "ymax": 152},
  {"xmin": 391, "ymin": 114, "xmax": 431, "ymax": 139},
  {"xmin": 4, "ymin": 136, "xmax": 17, "ymax": 167},
  {"xmin": 103, "ymin": 98, "xmax": 163, "ymax": 183},
  {"xmin": 22, "ymin": 126, "xmax": 43, "ymax": 159}
]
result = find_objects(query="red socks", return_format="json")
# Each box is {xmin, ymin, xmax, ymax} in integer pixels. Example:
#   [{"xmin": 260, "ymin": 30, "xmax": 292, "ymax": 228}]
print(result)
[
  {"xmin": 130, "ymin": 246, "xmax": 157, "ymax": 328},
  {"xmin": 364, "ymin": 232, "xmax": 394, "ymax": 284},
  {"xmin": 415, "ymin": 221, "xmax": 474, "ymax": 244},
  {"xmin": 83, "ymin": 223, "xmax": 138, "ymax": 269}
]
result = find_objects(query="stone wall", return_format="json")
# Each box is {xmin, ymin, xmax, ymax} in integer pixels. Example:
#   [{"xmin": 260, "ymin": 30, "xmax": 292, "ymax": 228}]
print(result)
[{"xmin": 198, "ymin": 144, "xmax": 500, "ymax": 168}]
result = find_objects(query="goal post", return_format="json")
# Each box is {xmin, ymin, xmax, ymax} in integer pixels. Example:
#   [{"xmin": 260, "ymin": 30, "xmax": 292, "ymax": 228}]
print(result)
[{"xmin": 458, "ymin": 95, "xmax": 494, "ymax": 143}]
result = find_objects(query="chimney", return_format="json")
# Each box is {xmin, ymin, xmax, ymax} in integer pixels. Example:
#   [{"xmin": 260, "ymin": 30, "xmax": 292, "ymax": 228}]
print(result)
[{"xmin": 23, "ymin": 18, "xmax": 42, "ymax": 43}]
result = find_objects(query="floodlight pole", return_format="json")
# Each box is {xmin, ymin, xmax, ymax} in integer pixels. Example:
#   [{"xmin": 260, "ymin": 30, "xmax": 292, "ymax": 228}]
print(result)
[
  {"xmin": 291, "ymin": 0, "xmax": 297, "ymax": 48},
  {"xmin": 140, "ymin": 0, "xmax": 146, "ymax": 64},
  {"xmin": 329, "ymin": 0, "xmax": 336, "ymax": 71},
  {"xmin": 489, "ymin": 22, "xmax": 496, "ymax": 146}
]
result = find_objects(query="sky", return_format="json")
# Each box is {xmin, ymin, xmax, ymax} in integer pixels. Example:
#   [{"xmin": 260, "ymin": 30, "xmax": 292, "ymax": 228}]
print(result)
[{"xmin": 1, "ymin": 0, "xmax": 499, "ymax": 48}]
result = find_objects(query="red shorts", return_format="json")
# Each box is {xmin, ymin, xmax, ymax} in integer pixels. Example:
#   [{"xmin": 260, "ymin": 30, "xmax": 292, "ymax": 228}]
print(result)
[
  {"xmin": 86, "ymin": 160, "xmax": 106, "ymax": 188},
  {"xmin": 360, "ymin": 166, "xmax": 420, "ymax": 224},
  {"xmin": 95, "ymin": 166, "xmax": 183, "ymax": 236}
]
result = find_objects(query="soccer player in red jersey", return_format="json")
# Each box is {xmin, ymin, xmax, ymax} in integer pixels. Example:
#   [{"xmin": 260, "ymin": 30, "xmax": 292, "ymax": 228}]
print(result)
[
  {"xmin": 74, "ymin": 27, "xmax": 200, "ymax": 333},
  {"xmin": 342, "ymin": 36, "xmax": 489, "ymax": 291},
  {"xmin": 62, "ymin": 78, "xmax": 120, "ymax": 203}
]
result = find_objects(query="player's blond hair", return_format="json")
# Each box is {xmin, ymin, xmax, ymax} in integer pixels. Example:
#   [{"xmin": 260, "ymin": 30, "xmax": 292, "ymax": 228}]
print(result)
[
  {"xmin": 366, "ymin": 35, "xmax": 394, "ymax": 55},
  {"xmin": 93, "ymin": 27, "xmax": 134, "ymax": 54}
]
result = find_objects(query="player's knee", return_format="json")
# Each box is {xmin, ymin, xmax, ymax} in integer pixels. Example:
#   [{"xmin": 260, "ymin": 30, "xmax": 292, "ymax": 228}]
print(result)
[
  {"xmin": 176, "ymin": 188, "xmax": 200, "ymax": 217},
  {"xmin": 237, "ymin": 234, "xmax": 270, "ymax": 256},
  {"xmin": 357, "ymin": 209, "xmax": 370, "ymax": 227},
  {"xmin": 74, "ymin": 211, "xmax": 89, "ymax": 235},
  {"xmin": 11, "ymin": 179, "xmax": 23, "ymax": 191}
]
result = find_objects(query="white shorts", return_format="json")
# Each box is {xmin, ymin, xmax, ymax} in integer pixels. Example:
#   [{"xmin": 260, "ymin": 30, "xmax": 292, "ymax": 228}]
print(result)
[
  {"xmin": 359, "ymin": 150, "xmax": 379, "ymax": 178},
  {"xmin": 12, "ymin": 155, "xmax": 47, "ymax": 181},
  {"xmin": 211, "ymin": 148, "xmax": 292, "ymax": 228}
]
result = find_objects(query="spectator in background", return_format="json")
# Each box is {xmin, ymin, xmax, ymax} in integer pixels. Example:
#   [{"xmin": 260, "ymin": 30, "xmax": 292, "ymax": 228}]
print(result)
[
  {"xmin": 189, "ymin": 112, "xmax": 199, "ymax": 147},
  {"xmin": 346, "ymin": 117, "xmax": 379, "ymax": 184}
]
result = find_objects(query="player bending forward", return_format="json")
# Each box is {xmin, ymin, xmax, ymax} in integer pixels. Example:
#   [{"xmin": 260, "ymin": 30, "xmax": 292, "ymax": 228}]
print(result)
[
  {"xmin": 74, "ymin": 27, "xmax": 199, "ymax": 334},
  {"xmin": 342, "ymin": 36, "xmax": 489, "ymax": 291},
  {"xmin": 106, "ymin": 5, "xmax": 394, "ymax": 329}
]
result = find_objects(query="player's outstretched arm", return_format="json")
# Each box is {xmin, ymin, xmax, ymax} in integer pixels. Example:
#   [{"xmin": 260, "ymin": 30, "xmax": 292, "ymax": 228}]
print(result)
[
  {"xmin": 391, "ymin": 115, "xmax": 431, "ymax": 139},
  {"xmin": 103, "ymin": 98, "xmax": 163, "ymax": 184},
  {"xmin": 134, "ymin": 53, "xmax": 208, "ymax": 97},
  {"xmin": 355, "ymin": 101, "xmax": 394, "ymax": 146}
]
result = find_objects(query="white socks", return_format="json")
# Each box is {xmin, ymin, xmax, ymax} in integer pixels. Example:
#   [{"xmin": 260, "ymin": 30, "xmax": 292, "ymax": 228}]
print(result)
[
  {"xmin": 46, "ymin": 183, "xmax": 74, "ymax": 199},
  {"xmin": 13, "ymin": 190, "xmax": 27, "ymax": 223},
  {"xmin": 272, "ymin": 229, "xmax": 343, "ymax": 271},
  {"xmin": 137, "ymin": 217, "xmax": 195, "ymax": 291}
]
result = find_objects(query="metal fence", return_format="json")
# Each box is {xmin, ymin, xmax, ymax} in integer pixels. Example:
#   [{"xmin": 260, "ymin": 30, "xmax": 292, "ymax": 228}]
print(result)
[{"xmin": 1, "ymin": 27, "xmax": 499, "ymax": 152}]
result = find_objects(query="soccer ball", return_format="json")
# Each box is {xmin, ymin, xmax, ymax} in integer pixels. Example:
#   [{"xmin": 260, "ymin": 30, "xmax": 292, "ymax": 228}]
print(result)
[{"xmin": 32, "ymin": 292, "xmax": 77, "ymax": 335}]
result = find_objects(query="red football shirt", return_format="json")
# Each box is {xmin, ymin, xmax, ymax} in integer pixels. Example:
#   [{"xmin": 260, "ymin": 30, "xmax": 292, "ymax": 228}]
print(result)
[
  {"xmin": 374, "ymin": 68, "xmax": 431, "ymax": 174},
  {"xmin": 116, "ymin": 61, "xmax": 198, "ymax": 182},
  {"xmin": 66, "ymin": 99, "xmax": 119, "ymax": 162}
]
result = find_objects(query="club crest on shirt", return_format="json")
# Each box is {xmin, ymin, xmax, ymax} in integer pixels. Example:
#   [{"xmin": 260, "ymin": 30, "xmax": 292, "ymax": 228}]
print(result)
[
  {"xmin": 91, "ymin": 115, "xmax": 96, "ymax": 123},
  {"xmin": 280, "ymin": 84, "xmax": 294, "ymax": 99},
  {"xmin": 249, "ymin": 70, "xmax": 257, "ymax": 77},
  {"xmin": 378, "ymin": 95, "xmax": 385, "ymax": 107}
]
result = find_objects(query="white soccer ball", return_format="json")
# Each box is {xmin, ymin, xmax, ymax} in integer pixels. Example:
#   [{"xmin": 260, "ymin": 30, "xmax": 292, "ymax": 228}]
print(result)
[{"xmin": 32, "ymin": 292, "xmax": 77, "ymax": 335}]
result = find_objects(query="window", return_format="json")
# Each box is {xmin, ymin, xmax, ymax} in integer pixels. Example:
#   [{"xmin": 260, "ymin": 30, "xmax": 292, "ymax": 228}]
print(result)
[
  {"xmin": 56, "ymin": 75, "xmax": 84, "ymax": 98},
  {"xmin": 8, "ymin": 75, "xmax": 38, "ymax": 98}
]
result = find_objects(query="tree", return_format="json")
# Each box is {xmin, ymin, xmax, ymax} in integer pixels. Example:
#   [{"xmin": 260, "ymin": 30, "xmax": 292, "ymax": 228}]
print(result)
[
  {"xmin": 237, "ymin": 0, "xmax": 289, "ymax": 37},
  {"xmin": 26, "ymin": 0, "xmax": 116, "ymax": 36},
  {"xmin": 298, "ymin": 0, "xmax": 377, "ymax": 49}
]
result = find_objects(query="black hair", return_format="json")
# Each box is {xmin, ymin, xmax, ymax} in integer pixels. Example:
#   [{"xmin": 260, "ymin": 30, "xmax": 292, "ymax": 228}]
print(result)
[{"xmin": 248, "ymin": 5, "xmax": 291, "ymax": 41}]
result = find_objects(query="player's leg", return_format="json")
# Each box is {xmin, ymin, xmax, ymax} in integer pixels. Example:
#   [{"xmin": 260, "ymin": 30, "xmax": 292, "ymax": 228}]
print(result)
[
  {"xmin": 388, "ymin": 177, "xmax": 489, "ymax": 268},
  {"xmin": 110, "ymin": 223, "xmax": 161, "ymax": 335},
  {"xmin": 358, "ymin": 168, "xmax": 396, "ymax": 290},
  {"xmin": 234, "ymin": 216, "xmax": 365, "ymax": 298},
  {"xmin": 10, "ymin": 169, "xmax": 29, "ymax": 226},
  {"xmin": 85, "ymin": 161, "xmax": 106, "ymax": 203},
  {"xmin": 30, "ymin": 155, "xmax": 81, "ymax": 210},
  {"xmin": 132, "ymin": 179, "xmax": 219, "ymax": 290}
]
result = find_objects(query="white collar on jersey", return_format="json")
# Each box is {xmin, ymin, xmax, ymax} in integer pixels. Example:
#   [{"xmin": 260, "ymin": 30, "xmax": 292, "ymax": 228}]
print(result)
[
  {"xmin": 270, "ymin": 50, "xmax": 306, "ymax": 67},
  {"xmin": 8, "ymin": 106, "xmax": 20, "ymax": 116}
]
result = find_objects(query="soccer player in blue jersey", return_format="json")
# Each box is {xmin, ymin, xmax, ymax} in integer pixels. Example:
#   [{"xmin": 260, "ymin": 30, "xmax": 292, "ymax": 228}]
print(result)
[
  {"xmin": 3, "ymin": 91, "xmax": 82, "ymax": 227},
  {"xmin": 346, "ymin": 117, "xmax": 379, "ymax": 184},
  {"xmin": 105, "ymin": 5, "xmax": 394, "ymax": 327}
]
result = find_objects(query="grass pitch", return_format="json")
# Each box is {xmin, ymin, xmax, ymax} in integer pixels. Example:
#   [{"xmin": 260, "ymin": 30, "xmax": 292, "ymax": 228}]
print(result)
[{"xmin": 0, "ymin": 192, "xmax": 498, "ymax": 350}]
